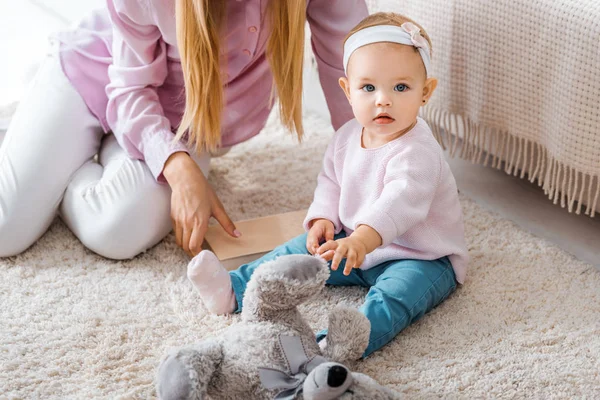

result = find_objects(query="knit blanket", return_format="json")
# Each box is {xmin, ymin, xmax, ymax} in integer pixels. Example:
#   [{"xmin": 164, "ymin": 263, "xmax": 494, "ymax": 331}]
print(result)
[{"xmin": 366, "ymin": 0, "xmax": 600, "ymax": 217}]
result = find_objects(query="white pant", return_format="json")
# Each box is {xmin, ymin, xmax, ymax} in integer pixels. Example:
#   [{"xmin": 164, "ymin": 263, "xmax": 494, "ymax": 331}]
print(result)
[{"xmin": 0, "ymin": 51, "xmax": 210, "ymax": 259}]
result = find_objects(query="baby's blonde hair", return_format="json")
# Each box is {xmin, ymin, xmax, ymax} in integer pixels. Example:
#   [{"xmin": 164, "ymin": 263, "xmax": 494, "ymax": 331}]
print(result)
[
  {"xmin": 175, "ymin": 0, "xmax": 306, "ymax": 153},
  {"xmin": 345, "ymin": 12, "xmax": 433, "ymax": 58}
]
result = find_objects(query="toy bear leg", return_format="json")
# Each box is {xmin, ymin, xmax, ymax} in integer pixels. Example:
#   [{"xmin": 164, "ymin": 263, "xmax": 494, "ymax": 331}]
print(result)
[
  {"xmin": 321, "ymin": 306, "xmax": 370, "ymax": 364},
  {"xmin": 156, "ymin": 341, "xmax": 223, "ymax": 400}
]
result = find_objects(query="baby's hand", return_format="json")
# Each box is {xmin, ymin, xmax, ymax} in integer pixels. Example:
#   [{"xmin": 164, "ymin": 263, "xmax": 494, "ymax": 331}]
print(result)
[
  {"xmin": 306, "ymin": 219, "xmax": 335, "ymax": 254},
  {"xmin": 317, "ymin": 236, "xmax": 367, "ymax": 276}
]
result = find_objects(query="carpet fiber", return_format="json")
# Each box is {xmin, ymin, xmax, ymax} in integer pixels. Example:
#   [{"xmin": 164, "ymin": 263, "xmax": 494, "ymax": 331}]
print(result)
[{"xmin": 1, "ymin": 111, "xmax": 599, "ymax": 399}]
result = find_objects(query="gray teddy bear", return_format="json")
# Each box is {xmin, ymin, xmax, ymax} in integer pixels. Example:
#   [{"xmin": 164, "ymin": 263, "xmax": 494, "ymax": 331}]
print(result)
[{"xmin": 157, "ymin": 254, "xmax": 400, "ymax": 399}]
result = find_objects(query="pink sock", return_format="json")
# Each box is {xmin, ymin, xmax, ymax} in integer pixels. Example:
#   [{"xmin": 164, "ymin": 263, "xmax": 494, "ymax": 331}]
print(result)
[{"xmin": 187, "ymin": 250, "xmax": 237, "ymax": 315}]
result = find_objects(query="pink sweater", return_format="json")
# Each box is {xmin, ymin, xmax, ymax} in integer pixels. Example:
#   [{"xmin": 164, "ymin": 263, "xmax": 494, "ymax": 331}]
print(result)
[
  {"xmin": 54, "ymin": 0, "xmax": 368, "ymax": 181},
  {"xmin": 303, "ymin": 118, "xmax": 469, "ymax": 283}
]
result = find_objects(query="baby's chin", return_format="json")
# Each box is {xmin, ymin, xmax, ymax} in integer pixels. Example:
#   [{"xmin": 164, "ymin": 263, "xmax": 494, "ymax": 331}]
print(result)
[{"xmin": 364, "ymin": 122, "xmax": 405, "ymax": 137}]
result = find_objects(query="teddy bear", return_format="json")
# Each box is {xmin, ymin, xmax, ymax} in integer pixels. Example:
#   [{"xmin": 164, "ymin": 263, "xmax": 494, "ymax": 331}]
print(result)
[{"xmin": 156, "ymin": 254, "xmax": 401, "ymax": 399}]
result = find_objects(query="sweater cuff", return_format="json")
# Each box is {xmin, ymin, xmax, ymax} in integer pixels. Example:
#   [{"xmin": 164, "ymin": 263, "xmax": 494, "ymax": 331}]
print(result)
[
  {"xmin": 143, "ymin": 130, "xmax": 189, "ymax": 183},
  {"xmin": 355, "ymin": 211, "xmax": 397, "ymax": 247},
  {"xmin": 303, "ymin": 203, "xmax": 342, "ymax": 234}
]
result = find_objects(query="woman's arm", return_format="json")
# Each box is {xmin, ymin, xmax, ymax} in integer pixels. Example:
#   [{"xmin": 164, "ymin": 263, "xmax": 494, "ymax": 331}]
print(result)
[
  {"xmin": 306, "ymin": 0, "xmax": 369, "ymax": 129},
  {"xmin": 105, "ymin": 0, "xmax": 238, "ymax": 255},
  {"xmin": 163, "ymin": 151, "xmax": 239, "ymax": 256},
  {"xmin": 105, "ymin": 0, "xmax": 188, "ymax": 182}
]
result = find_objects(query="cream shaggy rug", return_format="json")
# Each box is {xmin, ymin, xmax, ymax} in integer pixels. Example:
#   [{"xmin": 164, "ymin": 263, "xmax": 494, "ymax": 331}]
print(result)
[{"xmin": 1, "ymin": 111, "xmax": 599, "ymax": 399}]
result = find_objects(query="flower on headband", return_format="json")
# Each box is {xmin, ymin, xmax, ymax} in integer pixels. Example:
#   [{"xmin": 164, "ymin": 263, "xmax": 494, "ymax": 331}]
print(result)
[{"xmin": 401, "ymin": 22, "xmax": 429, "ymax": 50}]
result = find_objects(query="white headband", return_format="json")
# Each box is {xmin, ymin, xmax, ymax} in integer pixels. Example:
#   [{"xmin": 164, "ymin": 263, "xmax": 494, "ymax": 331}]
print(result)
[{"xmin": 343, "ymin": 22, "xmax": 431, "ymax": 77}]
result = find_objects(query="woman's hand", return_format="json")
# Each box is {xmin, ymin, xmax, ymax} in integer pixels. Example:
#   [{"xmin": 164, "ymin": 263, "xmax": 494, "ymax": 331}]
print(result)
[
  {"xmin": 306, "ymin": 219, "xmax": 335, "ymax": 254},
  {"xmin": 163, "ymin": 152, "xmax": 239, "ymax": 257}
]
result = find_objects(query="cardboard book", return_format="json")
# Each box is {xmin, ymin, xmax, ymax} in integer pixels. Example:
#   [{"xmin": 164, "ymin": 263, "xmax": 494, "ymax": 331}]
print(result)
[{"xmin": 203, "ymin": 210, "xmax": 307, "ymax": 270}]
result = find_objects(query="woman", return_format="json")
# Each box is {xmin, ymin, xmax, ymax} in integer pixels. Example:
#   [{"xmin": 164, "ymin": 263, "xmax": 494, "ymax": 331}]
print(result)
[{"xmin": 0, "ymin": 0, "xmax": 368, "ymax": 259}]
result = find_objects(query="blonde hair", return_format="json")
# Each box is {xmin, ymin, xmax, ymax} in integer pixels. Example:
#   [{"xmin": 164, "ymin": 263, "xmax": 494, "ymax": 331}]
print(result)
[
  {"xmin": 175, "ymin": 0, "xmax": 306, "ymax": 154},
  {"xmin": 345, "ymin": 12, "xmax": 432, "ymax": 57}
]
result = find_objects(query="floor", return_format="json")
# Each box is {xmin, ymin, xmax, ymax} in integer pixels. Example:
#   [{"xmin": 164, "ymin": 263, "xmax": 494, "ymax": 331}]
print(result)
[
  {"xmin": 2, "ymin": 1, "xmax": 599, "ymax": 269},
  {"xmin": 446, "ymin": 156, "xmax": 600, "ymax": 268}
]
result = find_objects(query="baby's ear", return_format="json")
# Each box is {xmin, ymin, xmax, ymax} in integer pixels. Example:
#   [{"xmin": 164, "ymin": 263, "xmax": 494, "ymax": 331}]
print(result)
[
  {"xmin": 422, "ymin": 77, "xmax": 438, "ymax": 104},
  {"xmin": 338, "ymin": 77, "xmax": 352, "ymax": 104}
]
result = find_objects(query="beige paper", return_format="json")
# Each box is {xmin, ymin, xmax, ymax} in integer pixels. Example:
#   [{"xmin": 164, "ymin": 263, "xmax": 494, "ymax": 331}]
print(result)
[{"xmin": 203, "ymin": 210, "xmax": 307, "ymax": 263}]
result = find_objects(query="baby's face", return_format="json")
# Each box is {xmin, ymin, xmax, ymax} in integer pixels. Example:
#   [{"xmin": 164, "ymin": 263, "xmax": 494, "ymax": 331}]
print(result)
[{"xmin": 341, "ymin": 42, "xmax": 433, "ymax": 141}]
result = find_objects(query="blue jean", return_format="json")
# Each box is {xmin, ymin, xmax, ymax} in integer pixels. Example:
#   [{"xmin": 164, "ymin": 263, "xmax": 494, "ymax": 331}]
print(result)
[{"xmin": 229, "ymin": 232, "xmax": 457, "ymax": 357}]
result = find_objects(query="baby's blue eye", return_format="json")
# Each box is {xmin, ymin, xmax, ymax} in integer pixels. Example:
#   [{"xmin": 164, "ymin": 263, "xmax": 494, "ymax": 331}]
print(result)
[
  {"xmin": 394, "ymin": 84, "xmax": 408, "ymax": 92},
  {"xmin": 361, "ymin": 84, "xmax": 375, "ymax": 92}
]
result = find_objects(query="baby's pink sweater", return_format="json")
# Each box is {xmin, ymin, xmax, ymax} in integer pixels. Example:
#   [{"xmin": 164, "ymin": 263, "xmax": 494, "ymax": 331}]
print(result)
[{"xmin": 303, "ymin": 118, "xmax": 468, "ymax": 283}]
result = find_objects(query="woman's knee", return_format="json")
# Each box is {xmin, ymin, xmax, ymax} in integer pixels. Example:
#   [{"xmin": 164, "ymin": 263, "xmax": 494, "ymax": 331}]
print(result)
[
  {"xmin": 0, "ymin": 176, "xmax": 56, "ymax": 257},
  {"xmin": 78, "ymin": 199, "xmax": 172, "ymax": 260},
  {"xmin": 62, "ymin": 164, "xmax": 173, "ymax": 260},
  {"xmin": 0, "ymin": 216, "xmax": 29, "ymax": 257},
  {"xmin": 0, "ymin": 209, "xmax": 51, "ymax": 257}
]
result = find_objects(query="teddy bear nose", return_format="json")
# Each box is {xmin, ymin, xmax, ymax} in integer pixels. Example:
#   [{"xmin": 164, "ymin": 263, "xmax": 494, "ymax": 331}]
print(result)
[{"xmin": 327, "ymin": 365, "xmax": 348, "ymax": 387}]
